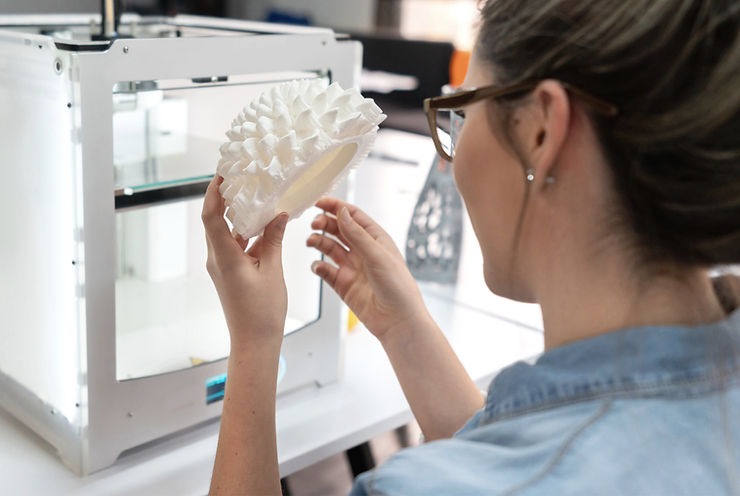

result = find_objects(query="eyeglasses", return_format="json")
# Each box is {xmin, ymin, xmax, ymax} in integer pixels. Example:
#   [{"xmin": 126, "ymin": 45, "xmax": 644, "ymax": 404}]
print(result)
[{"xmin": 423, "ymin": 80, "xmax": 619, "ymax": 162}]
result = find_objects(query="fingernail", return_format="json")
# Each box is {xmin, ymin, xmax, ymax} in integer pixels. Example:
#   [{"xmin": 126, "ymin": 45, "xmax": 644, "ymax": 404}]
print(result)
[
  {"xmin": 311, "ymin": 261, "xmax": 320, "ymax": 274},
  {"xmin": 277, "ymin": 213, "xmax": 289, "ymax": 231},
  {"xmin": 340, "ymin": 207, "xmax": 352, "ymax": 224}
]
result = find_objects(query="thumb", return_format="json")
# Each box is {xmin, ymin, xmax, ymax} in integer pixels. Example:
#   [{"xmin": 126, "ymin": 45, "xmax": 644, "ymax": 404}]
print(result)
[
  {"xmin": 336, "ymin": 207, "xmax": 385, "ymax": 263},
  {"xmin": 261, "ymin": 212, "xmax": 289, "ymax": 266}
]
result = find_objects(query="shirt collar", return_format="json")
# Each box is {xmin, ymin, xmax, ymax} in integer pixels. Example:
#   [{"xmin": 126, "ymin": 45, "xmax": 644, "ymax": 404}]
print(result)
[{"xmin": 483, "ymin": 309, "xmax": 740, "ymax": 423}]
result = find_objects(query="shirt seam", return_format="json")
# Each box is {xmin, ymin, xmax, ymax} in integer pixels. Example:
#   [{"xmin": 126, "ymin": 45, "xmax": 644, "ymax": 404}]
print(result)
[
  {"xmin": 486, "ymin": 369, "xmax": 740, "ymax": 424},
  {"xmin": 500, "ymin": 399, "xmax": 613, "ymax": 496}
]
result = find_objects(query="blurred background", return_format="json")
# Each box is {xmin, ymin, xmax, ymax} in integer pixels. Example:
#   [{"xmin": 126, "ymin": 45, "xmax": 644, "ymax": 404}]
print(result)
[
  {"xmin": 3, "ymin": 0, "xmax": 477, "ymax": 48},
  {"xmin": 3, "ymin": 0, "xmax": 476, "ymax": 135}
]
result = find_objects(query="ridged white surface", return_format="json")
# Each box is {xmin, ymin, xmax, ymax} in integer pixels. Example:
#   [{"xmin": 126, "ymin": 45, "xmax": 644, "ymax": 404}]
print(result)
[{"xmin": 217, "ymin": 79, "xmax": 386, "ymax": 238}]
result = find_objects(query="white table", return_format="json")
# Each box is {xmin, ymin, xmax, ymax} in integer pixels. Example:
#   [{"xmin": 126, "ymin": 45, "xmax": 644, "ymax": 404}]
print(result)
[
  {"xmin": 1, "ymin": 130, "xmax": 545, "ymax": 495},
  {"xmin": 0, "ymin": 290, "xmax": 542, "ymax": 495}
]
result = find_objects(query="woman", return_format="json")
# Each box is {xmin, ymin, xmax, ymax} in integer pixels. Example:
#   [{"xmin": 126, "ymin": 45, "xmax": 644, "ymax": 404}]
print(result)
[{"xmin": 202, "ymin": 0, "xmax": 740, "ymax": 493}]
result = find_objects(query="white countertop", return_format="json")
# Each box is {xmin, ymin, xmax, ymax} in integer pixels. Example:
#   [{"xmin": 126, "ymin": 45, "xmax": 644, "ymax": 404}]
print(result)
[{"xmin": 0, "ymin": 288, "xmax": 542, "ymax": 495}]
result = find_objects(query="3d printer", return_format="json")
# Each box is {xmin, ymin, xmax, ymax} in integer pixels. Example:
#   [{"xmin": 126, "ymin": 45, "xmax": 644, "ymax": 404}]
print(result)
[{"xmin": 0, "ymin": 10, "xmax": 359, "ymax": 475}]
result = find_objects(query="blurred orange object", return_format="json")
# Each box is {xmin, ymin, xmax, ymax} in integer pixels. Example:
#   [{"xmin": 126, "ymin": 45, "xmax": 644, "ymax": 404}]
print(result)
[
  {"xmin": 449, "ymin": 50, "xmax": 471, "ymax": 88},
  {"xmin": 347, "ymin": 309, "xmax": 359, "ymax": 332}
]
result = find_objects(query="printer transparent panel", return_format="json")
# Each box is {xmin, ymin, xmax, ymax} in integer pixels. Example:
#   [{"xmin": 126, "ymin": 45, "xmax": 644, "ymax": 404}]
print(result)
[{"xmin": 113, "ymin": 73, "xmax": 325, "ymax": 380}]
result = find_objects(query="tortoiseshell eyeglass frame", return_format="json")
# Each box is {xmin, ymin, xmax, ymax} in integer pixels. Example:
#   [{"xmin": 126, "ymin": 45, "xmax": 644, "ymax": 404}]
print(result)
[{"xmin": 423, "ymin": 80, "xmax": 619, "ymax": 162}]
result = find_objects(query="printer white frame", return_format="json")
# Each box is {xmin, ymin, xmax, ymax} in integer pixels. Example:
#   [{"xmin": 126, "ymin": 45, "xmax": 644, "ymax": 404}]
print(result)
[{"xmin": 0, "ymin": 14, "xmax": 359, "ymax": 475}]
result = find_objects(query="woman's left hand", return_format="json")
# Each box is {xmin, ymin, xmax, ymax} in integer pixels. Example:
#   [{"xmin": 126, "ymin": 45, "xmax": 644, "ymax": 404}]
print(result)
[{"xmin": 201, "ymin": 175, "xmax": 289, "ymax": 352}]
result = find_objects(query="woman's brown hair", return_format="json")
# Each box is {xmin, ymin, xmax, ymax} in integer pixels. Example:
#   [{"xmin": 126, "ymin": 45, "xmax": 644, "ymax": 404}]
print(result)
[{"xmin": 476, "ymin": 0, "xmax": 740, "ymax": 270}]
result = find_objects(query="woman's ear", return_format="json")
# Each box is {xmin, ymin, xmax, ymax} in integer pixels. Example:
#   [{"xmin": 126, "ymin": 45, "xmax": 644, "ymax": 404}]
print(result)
[{"xmin": 520, "ymin": 80, "xmax": 570, "ymax": 187}]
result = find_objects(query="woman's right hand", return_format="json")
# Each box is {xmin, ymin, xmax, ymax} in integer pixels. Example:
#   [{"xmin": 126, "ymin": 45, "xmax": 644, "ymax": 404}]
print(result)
[{"xmin": 307, "ymin": 197, "xmax": 429, "ymax": 342}]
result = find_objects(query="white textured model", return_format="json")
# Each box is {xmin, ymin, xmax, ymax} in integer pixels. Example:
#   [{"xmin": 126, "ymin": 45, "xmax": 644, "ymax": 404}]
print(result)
[{"xmin": 217, "ymin": 79, "xmax": 386, "ymax": 238}]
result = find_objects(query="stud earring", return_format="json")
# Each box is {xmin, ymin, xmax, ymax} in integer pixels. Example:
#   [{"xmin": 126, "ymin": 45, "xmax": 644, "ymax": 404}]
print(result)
[{"xmin": 525, "ymin": 168, "xmax": 556, "ymax": 184}]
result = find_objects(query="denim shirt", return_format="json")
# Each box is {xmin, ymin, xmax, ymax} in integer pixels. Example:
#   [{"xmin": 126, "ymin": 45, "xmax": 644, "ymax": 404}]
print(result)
[{"xmin": 349, "ymin": 310, "xmax": 740, "ymax": 495}]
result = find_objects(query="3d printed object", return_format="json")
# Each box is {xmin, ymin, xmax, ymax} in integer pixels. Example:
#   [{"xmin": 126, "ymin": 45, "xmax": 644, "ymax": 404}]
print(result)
[{"xmin": 217, "ymin": 79, "xmax": 386, "ymax": 238}]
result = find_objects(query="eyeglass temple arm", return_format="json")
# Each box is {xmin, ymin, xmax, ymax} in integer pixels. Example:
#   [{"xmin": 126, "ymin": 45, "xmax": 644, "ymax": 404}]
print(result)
[{"xmin": 425, "ymin": 81, "xmax": 618, "ymax": 117}]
